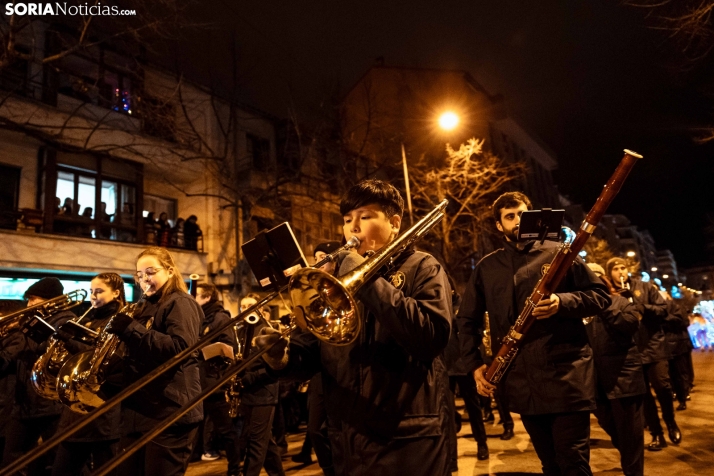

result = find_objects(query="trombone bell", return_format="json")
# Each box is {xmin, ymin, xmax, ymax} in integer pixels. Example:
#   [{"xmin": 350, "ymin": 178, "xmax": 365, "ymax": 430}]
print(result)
[{"xmin": 288, "ymin": 268, "xmax": 360, "ymax": 346}]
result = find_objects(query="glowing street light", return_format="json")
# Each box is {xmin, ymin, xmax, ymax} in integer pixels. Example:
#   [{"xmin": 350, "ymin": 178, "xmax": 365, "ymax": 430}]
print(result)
[
  {"xmin": 651, "ymin": 267, "xmax": 658, "ymax": 272},
  {"xmin": 438, "ymin": 111, "xmax": 459, "ymax": 131},
  {"xmin": 626, "ymin": 251, "xmax": 636, "ymax": 258},
  {"xmin": 662, "ymin": 274, "xmax": 669, "ymax": 279}
]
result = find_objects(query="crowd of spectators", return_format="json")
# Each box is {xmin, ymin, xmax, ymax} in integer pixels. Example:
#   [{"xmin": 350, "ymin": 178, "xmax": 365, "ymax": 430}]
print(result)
[{"xmin": 53, "ymin": 196, "xmax": 203, "ymax": 251}]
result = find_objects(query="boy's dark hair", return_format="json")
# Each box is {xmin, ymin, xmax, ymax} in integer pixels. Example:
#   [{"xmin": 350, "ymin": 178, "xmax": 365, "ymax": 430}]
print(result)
[
  {"xmin": 197, "ymin": 283, "xmax": 219, "ymax": 302},
  {"xmin": 492, "ymin": 192, "xmax": 532, "ymax": 223},
  {"xmin": 340, "ymin": 179, "xmax": 404, "ymax": 218}
]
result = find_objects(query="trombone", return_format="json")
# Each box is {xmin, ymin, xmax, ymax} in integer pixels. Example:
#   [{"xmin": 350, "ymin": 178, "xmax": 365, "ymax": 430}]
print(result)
[
  {"xmin": 3, "ymin": 199, "xmax": 447, "ymax": 476},
  {"xmin": 0, "ymin": 289, "xmax": 87, "ymax": 338}
]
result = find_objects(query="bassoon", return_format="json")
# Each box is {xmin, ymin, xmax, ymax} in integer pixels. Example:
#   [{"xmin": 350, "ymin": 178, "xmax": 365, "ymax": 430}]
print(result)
[{"xmin": 486, "ymin": 149, "xmax": 642, "ymax": 384}]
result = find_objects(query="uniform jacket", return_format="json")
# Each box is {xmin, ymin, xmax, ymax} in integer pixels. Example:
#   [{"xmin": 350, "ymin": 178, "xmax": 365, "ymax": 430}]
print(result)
[
  {"xmin": 57, "ymin": 301, "xmax": 122, "ymax": 442},
  {"xmin": 0, "ymin": 309, "xmax": 74, "ymax": 420},
  {"xmin": 586, "ymin": 294, "xmax": 646, "ymax": 400},
  {"xmin": 281, "ymin": 249, "xmax": 453, "ymax": 476},
  {"xmin": 458, "ymin": 240, "xmax": 611, "ymax": 416},
  {"xmin": 663, "ymin": 299, "xmax": 693, "ymax": 358},
  {"xmin": 198, "ymin": 300, "xmax": 236, "ymax": 399},
  {"xmin": 237, "ymin": 319, "xmax": 279, "ymax": 407},
  {"xmin": 630, "ymin": 280, "xmax": 668, "ymax": 364},
  {"xmin": 118, "ymin": 289, "xmax": 204, "ymax": 433}
]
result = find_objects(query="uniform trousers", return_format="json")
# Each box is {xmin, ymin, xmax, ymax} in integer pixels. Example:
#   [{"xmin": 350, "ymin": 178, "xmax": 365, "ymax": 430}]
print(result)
[
  {"xmin": 305, "ymin": 377, "xmax": 334, "ymax": 475},
  {"xmin": 51, "ymin": 440, "xmax": 118, "ymax": 476},
  {"xmin": 520, "ymin": 411, "xmax": 592, "ymax": 476},
  {"xmin": 204, "ymin": 396, "xmax": 240, "ymax": 475},
  {"xmin": 668, "ymin": 353, "xmax": 692, "ymax": 404},
  {"xmin": 448, "ymin": 375, "xmax": 487, "ymax": 444},
  {"xmin": 2, "ymin": 415, "xmax": 59, "ymax": 476},
  {"xmin": 238, "ymin": 405, "xmax": 285, "ymax": 476},
  {"xmin": 592, "ymin": 394, "xmax": 644, "ymax": 476},
  {"xmin": 642, "ymin": 360, "xmax": 675, "ymax": 435},
  {"xmin": 117, "ymin": 422, "xmax": 199, "ymax": 476}
]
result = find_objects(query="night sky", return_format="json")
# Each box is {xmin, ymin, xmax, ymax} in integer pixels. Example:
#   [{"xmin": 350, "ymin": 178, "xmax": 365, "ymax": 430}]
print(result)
[{"xmin": 177, "ymin": 1, "xmax": 714, "ymax": 269}]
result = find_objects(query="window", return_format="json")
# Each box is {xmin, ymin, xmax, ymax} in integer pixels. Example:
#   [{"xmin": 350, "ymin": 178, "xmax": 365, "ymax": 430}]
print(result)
[
  {"xmin": 48, "ymin": 152, "xmax": 141, "ymax": 241},
  {"xmin": 247, "ymin": 134, "xmax": 271, "ymax": 171}
]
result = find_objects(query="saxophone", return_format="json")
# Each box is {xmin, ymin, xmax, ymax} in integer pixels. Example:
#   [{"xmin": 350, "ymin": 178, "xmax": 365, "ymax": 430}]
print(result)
[
  {"xmin": 224, "ymin": 313, "xmax": 260, "ymax": 418},
  {"xmin": 483, "ymin": 312, "xmax": 493, "ymax": 357}
]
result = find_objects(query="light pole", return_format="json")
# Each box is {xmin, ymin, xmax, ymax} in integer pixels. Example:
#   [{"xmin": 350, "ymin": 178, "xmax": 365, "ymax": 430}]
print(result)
[{"xmin": 401, "ymin": 111, "xmax": 460, "ymax": 227}]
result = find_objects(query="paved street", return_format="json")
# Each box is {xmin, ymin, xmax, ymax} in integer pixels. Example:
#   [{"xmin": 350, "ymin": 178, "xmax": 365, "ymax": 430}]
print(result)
[{"xmin": 188, "ymin": 350, "xmax": 714, "ymax": 476}]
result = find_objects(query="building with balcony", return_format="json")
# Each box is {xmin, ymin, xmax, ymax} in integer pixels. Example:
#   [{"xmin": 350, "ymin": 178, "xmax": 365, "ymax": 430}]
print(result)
[{"xmin": 0, "ymin": 23, "xmax": 300, "ymax": 314}]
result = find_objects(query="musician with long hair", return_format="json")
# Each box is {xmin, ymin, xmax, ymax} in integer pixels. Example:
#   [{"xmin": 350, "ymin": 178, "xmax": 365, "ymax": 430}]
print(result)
[
  {"xmin": 51, "ymin": 273, "xmax": 126, "ymax": 476},
  {"xmin": 257, "ymin": 179, "xmax": 453, "ymax": 476},
  {"xmin": 458, "ymin": 192, "xmax": 611, "ymax": 476},
  {"xmin": 0, "ymin": 278, "xmax": 76, "ymax": 475},
  {"xmin": 105, "ymin": 247, "xmax": 203, "ymax": 476}
]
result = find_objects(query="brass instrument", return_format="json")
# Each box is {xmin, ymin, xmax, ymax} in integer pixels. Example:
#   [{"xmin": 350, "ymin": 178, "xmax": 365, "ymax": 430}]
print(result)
[
  {"xmin": 0, "ymin": 290, "xmax": 87, "ymax": 338},
  {"xmin": 57, "ymin": 302, "xmax": 145, "ymax": 413},
  {"xmin": 288, "ymin": 199, "xmax": 448, "ymax": 345},
  {"xmin": 225, "ymin": 313, "xmax": 259, "ymax": 418},
  {"xmin": 483, "ymin": 312, "xmax": 492, "ymax": 357},
  {"xmin": 30, "ymin": 307, "xmax": 95, "ymax": 401}
]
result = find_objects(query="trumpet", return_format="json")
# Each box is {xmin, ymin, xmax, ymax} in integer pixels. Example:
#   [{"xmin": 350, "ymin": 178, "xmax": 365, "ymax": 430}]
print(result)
[{"xmin": 0, "ymin": 290, "xmax": 87, "ymax": 338}]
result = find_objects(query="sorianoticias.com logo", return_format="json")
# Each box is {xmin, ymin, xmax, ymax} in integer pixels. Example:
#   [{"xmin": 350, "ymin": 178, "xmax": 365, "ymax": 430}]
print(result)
[{"xmin": 5, "ymin": 3, "xmax": 137, "ymax": 16}]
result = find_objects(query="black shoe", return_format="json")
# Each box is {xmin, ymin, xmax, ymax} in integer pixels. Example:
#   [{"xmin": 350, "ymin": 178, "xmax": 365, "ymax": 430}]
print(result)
[
  {"xmin": 477, "ymin": 443, "xmax": 489, "ymax": 460},
  {"xmin": 291, "ymin": 452, "xmax": 313, "ymax": 464},
  {"xmin": 647, "ymin": 434, "xmax": 667, "ymax": 451},
  {"xmin": 500, "ymin": 428, "xmax": 515, "ymax": 440},
  {"xmin": 676, "ymin": 402, "xmax": 687, "ymax": 411},
  {"xmin": 667, "ymin": 423, "xmax": 682, "ymax": 444},
  {"xmin": 482, "ymin": 409, "xmax": 494, "ymax": 423}
]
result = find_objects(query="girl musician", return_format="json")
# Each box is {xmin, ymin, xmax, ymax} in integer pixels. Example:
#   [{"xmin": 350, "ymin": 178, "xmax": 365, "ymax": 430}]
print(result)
[
  {"xmin": 51, "ymin": 273, "xmax": 125, "ymax": 476},
  {"xmin": 106, "ymin": 247, "xmax": 203, "ymax": 476}
]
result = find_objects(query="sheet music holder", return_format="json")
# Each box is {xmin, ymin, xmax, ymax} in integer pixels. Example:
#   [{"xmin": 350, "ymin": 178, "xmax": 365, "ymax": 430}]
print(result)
[
  {"xmin": 517, "ymin": 209, "xmax": 565, "ymax": 244},
  {"xmin": 22, "ymin": 315, "xmax": 56, "ymax": 344},
  {"xmin": 242, "ymin": 222, "xmax": 308, "ymax": 289}
]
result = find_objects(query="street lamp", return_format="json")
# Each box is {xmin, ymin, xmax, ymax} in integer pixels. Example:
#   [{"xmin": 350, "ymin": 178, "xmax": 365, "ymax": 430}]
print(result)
[
  {"xmin": 662, "ymin": 274, "xmax": 669, "ymax": 279},
  {"xmin": 626, "ymin": 251, "xmax": 635, "ymax": 258},
  {"xmin": 401, "ymin": 111, "xmax": 461, "ymax": 227},
  {"xmin": 438, "ymin": 111, "xmax": 459, "ymax": 131},
  {"xmin": 651, "ymin": 267, "xmax": 657, "ymax": 272}
]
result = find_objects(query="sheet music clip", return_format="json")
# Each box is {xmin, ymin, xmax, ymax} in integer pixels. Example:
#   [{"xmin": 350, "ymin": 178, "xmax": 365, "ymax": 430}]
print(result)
[
  {"xmin": 517, "ymin": 209, "xmax": 565, "ymax": 244},
  {"xmin": 242, "ymin": 222, "xmax": 308, "ymax": 291}
]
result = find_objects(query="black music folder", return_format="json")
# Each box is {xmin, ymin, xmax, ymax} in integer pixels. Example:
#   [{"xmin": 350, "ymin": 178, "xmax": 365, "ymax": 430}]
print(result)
[
  {"xmin": 242, "ymin": 222, "xmax": 308, "ymax": 288},
  {"xmin": 517, "ymin": 209, "xmax": 565, "ymax": 243}
]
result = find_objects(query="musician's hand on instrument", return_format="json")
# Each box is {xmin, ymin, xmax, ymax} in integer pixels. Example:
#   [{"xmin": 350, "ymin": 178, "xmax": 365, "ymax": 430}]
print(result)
[
  {"xmin": 533, "ymin": 294, "xmax": 560, "ymax": 319},
  {"xmin": 253, "ymin": 327, "xmax": 289, "ymax": 370},
  {"xmin": 474, "ymin": 364, "xmax": 496, "ymax": 397},
  {"xmin": 105, "ymin": 313, "xmax": 134, "ymax": 335}
]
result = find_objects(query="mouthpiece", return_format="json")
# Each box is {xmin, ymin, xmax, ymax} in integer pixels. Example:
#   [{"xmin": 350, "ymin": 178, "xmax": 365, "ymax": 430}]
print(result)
[{"xmin": 345, "ymin": 236, "xmax": 360, "ymax": 249}]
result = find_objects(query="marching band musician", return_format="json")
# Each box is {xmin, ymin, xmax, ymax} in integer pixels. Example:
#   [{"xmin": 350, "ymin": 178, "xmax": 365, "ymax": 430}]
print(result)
[
  {"xmin": 50, "ymin": 272, "xmax": 126, "ymax": 476},
  {"xmin": 236, "ymin": 294, "xmax": 285, "ymax": 476},
  {"xmin": 0, "ymin": 278, "xmax": 75, "ymax": 475},
  {"xmin": 459, "ymin": 192, "xmax": 611, "ymax": 476},
  {"xmin": 584, "ymin": 263, "xmax": 646, "ymax": 476},
  {"xmin": 257, "ymin": 179, "xmax": 453, "ymax": 476},
  {"xmin": 194, "ymin": 283, "xmax": 241, "ymax": 475},
  {"xmin": 606, "ymin": 257, "xmax": 680, "ymax": 450},
  {"xmin": 106, "ymin": 247, "xmax": 204, "ymax": 476}
]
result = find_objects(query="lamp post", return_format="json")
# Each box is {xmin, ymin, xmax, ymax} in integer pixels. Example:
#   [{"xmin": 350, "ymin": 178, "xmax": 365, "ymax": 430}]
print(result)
[{"xmin": 401, "ymin": 110, "xmax": 460, "ymax": 227}]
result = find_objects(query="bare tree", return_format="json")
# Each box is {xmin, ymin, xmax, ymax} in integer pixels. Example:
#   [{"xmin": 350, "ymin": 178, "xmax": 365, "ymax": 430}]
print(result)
[
  {"xmin": 408, "ymin": 138, "xmax": 525, "ymax": 282},
  {"xmin": 582, "ymin": 235, "xmax": 616, "ymax": 268}
]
